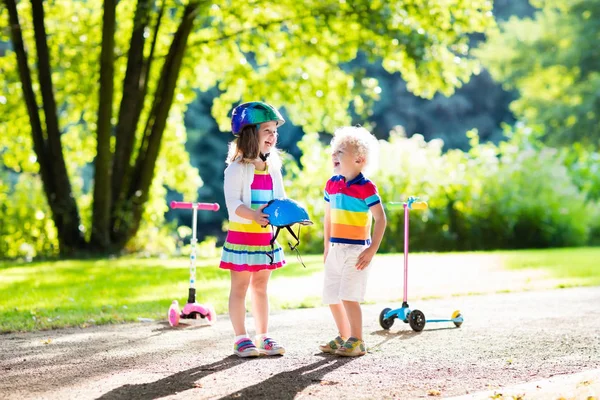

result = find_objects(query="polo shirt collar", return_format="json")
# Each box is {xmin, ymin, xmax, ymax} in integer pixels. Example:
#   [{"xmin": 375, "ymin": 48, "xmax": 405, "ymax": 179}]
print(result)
[{"xmin": 344, "ymin": 173, "xmax": 364, "ymax": 187}]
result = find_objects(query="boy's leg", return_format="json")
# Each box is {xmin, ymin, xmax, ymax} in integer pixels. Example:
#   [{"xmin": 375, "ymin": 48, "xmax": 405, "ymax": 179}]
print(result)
[
  {"xmin": 337, "ymin": 301, "xmax": 366, "ymax": 357},
  {"xmin": 329, "ymin": 303, "xmax": 351, "ymax": 339},
  {"xmin": 320, "ymin": 244, "xmax": 351, "ymax": 353},
  {"xmin": 334, "ymin": 244, "xmax": 370, "ymax": 356},
  {"xmin": 319, "ymin": 304, "xmax": 349, "ymax": 353},
  {"xmin": 342, "ymin": 300, "xmax": 362, "ymax": 340},
  {"xmin": 323, "ymin": 244, "xmax": 349, "ymax": 335},
  {"xmin": 229, "ymin": 271, "xmax": 251, "ymax": 336},
  {"xmin": 249, "ymin": 269, "xmax": 272, "ymax": 334}
]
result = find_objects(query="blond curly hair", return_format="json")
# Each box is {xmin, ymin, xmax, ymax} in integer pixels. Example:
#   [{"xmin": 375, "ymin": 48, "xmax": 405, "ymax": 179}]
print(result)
[{"xmin": 330, "ymin": 126, "xmax": 379, "ymax": 174}]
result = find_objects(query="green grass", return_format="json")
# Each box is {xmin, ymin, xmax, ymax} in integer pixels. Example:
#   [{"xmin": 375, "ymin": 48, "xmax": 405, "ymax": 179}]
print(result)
[
  {"xmin": 501, "ymin": 247, "xmax": 600, "ymax": 284},
  {"xmin": 0, "ymin": 255, "xmax": 324, "ymax": 333},
  {"xmin": 1, "ymin": 248, "xmax": 598, "ymax": 333}
]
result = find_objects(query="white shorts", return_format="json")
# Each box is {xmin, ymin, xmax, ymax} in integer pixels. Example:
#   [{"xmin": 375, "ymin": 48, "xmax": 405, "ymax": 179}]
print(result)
[{"xmin": 322, "ymin": 243, "xmax": 371, "ymax": 304}]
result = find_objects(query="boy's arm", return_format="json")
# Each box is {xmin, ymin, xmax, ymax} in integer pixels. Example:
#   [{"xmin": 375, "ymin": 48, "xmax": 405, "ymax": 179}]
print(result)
[
  {"xmin": 356, "ymin": 203, "xmax": 387, "ymax": 270},
  {"xmin": 323, "ymin": 202, "xmax": 331, "ymax": 262},
  {"xmin": 369, "ymin": 203, "xmax": 387, "ymax": 253}
]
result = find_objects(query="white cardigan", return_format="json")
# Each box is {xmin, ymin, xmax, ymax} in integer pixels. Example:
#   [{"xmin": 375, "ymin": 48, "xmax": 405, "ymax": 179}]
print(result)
[{"xmin": 223, "ymin": 157, "xmax": 286, "ymax": 223}]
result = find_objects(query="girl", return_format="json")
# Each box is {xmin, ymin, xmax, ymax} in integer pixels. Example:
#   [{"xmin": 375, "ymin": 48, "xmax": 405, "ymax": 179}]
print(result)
[{"xmin": 220, "ymin": 101, "xmax": 287, "ymax": 357}]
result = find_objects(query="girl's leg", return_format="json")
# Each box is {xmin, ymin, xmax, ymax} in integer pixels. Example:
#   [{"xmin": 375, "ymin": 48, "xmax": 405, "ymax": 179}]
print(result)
[
  {"xmin": 329, "ymin": 303, "xmax": 351, "ymax": 339},
  {"xmin": 342, "ymin": 300, "xmax": 362, "ymax": 340},
  {"xmin": 249, "ymin": 269, "xmax": 271, "ymax": 334},
  {"xmin": 229, "ymin": 271, "xmax": 251, "ymax": 336}
]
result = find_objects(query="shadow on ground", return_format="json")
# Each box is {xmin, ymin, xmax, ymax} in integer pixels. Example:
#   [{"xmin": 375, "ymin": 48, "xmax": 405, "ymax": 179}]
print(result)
[
  {"xmin": 97, "ymin": 356, "xmax": 245, "ymax": 400},
  {"xmin": 97, "ymin": 355, "xmax": 353, "ymax": 400},
  {"xmin": 217, "ymin": 355, "xmax": 354, "ymax": 400}
]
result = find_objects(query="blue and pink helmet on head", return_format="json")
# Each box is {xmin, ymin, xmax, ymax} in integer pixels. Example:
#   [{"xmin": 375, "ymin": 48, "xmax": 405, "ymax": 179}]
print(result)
[{"xmin": 230, "ymin": 101, "xmax": 285, "ymax": 136}]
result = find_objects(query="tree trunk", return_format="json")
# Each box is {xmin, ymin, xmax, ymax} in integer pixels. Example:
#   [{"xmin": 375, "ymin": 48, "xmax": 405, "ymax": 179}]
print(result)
[
  {"xmin": 91, "ymin": 0, "xmax": 117, "ymax": 251},
  {"xmin": 5, "ymin": 0, "xmax": 54, "ymax": 214},
  {"xmin": 112, "ymin": 1, "xmax": 202, "ymax": 249},
  {"xmin": 7, "ymin": 0, "xmax": 85, "ymax": 256}
]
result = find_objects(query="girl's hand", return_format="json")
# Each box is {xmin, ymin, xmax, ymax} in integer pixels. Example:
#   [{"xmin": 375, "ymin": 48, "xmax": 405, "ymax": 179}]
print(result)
[
  {"xmin": 324, "ymin": 247, "xmax": 329, "ymax": 263},
  {"xmin": 253, "ymin": 204, "xmax": 270, "ymax": 226},
  {"xmin": 356, "ymin": 246, "xmax": 376, "ymax": 270}
]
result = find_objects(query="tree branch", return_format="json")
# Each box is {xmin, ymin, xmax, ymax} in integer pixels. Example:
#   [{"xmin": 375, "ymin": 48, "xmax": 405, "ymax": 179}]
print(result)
[
  {"xmin": 30, "ymin": 0, "xmax": 85, "ymax": 254},
  {"xmin": 112, "ymin": 0, "xmax": 154, "ymax": 215},
  {"xmin": 114, "ymin": 0, "xmax": 202, "ymax": 247},
  {"xmin": 91, "ymin": 0, "xmax": 117, "ymax": 250},
  {"xmin": 5, "ymin": 0, "xmax": 51, "ymax": 185},
  {"xmin": 6, "ymin": 0, "xmax": 84, "ymax": 254},
  {"xmin": 30, "ymin": 1, "xmax": 63, "ymax": 166}
]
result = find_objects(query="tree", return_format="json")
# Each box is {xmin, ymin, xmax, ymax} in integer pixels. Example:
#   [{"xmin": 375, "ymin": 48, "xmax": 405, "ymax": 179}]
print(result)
[
  {"xmin": 476, "ymin": 0, "xmax": 600, "ymax": 148},
  {"xmin": 0, "ymin": 0, "xmax": 495, "ymax": 256}
]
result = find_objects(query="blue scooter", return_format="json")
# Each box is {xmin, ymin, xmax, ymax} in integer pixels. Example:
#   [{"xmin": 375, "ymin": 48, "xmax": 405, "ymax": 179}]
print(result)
[{"xmin": 379, "ymin": 197, "xmax": 464, "ymax": 331}]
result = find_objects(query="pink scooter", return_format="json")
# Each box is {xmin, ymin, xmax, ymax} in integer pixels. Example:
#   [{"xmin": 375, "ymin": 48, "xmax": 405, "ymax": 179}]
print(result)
[{"xmin": 168, "ymin": 201, "xmax": 220, "ymax": 327}]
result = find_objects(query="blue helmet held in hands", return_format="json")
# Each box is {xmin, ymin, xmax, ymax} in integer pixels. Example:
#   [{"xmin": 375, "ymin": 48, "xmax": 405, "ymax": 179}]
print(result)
[
  {"xmin": 262, "ymin": 199, "xmax": 313, "ymax": 267},
  {"xmin": 263, "ymin": 199, "xmax": 313, "ymax": 228}
]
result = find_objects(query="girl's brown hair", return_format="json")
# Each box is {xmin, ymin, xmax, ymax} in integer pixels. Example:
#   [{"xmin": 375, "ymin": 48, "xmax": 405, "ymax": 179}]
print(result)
[{"xmin": 227, "ymin": 125, "xmax": 260, "ymax": 164}]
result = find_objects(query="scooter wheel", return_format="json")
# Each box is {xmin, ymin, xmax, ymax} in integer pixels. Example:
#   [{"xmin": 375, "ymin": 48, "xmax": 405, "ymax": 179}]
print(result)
[
  {"xmin": 168, "ymin": 300, "xmax": 181, "ymax": 327},
  {"xmin": 451, "ymin": 310, "xmax": 463, "ymax": 328},
  {"xmin": 408, "ymin": 309, "xmax": 426, "ymax": 332},
  {"xmin": 379, "ymin": 308, "xmax": 395, "ymax": 330},
  {"xmin": 206, "ymin": 305, "xmax": 217, "ymax": 325}
]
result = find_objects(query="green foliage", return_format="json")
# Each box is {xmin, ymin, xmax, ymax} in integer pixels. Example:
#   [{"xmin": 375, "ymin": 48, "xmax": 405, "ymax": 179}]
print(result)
[
  {"xmin": 204, "ymin": 0, "xmax": 495, "ymax": 133},
  {"xmin": 0, "ymin": 0, "xmax": 495, "ymax": 258},
  {"xmin": 0, "ymin": 1, "xmax": 199, "ymax": 257},
  {"xmin": 284, "ymin": 125, "xmax": 599, "ymax": 252},
  {"xmin": 0, "ymin": 167, "xmax": 59, "ymax": 259},
  {"xmin": 476, "ymin": 0, "xmax": 600, "ymax": 147}
]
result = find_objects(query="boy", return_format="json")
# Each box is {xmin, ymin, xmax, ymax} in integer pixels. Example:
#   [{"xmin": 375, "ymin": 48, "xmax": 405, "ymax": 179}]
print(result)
[{"xmin": 320, "ymin": 126, "xmax": 387, "ymax": 357}]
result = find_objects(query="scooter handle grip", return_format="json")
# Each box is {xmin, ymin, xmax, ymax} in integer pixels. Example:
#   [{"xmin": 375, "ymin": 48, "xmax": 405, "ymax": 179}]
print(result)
[
  {"xmin": 411, "ymin": 201, "xmax": 428, "ymax": 210},
  {"xmin": 170, "ymin": 201, "xmax": 220, "ymax": 211}
]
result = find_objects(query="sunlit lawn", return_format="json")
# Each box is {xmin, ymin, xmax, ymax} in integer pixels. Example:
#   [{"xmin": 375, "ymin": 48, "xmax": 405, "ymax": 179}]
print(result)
[
  {"xmin": 501, "ymin": 247, "xmax": 600, "ymax": 285},
  {"xmin": 0, "ymin": 247, "xmax": 598, "ymax": 333}
]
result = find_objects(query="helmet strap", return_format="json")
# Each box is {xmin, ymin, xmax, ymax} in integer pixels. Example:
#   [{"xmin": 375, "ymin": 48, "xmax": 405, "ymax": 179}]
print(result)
[
  {"xmin": 267, "ymin": 225, "xmax": 306, "ymax": 268},
  {"xmin": 259, "ymin": 152, "xmax": 270, "ymax": 162},
  {"xmin": 286, "ymin": 225, "xmax": 307, "ymax": 269}
]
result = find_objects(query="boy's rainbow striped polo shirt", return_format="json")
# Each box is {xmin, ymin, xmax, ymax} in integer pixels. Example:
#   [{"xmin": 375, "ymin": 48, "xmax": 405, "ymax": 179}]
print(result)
[{"xmin": 324, "ymin": 173, "xmax": 381, "ymax": 245}]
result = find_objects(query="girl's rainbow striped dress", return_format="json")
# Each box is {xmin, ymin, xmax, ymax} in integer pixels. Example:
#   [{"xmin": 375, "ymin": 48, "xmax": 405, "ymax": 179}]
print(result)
[{"xmin": 220, "ymin": 168, "xmax": 286, "ymax": 272}]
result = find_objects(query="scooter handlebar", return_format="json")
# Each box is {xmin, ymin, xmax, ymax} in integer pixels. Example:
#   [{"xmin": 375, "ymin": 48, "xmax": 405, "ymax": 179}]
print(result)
[
  {"xmin": 170, "ymin": 201, "xmax": 220, "ymax": 211},
  {"xmin": 387, "ymin": 200, "xmax": 428, "ymax": 210}
]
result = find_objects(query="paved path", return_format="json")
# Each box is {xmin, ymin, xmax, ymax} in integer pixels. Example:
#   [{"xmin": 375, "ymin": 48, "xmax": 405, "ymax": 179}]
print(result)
[
  {"xmin": 271, "ymin": 252, "xmax": 574, "ymax": 305},
  {"xmin": 1, "ymin": 287, "xmax": 599, "ymax": 399}
]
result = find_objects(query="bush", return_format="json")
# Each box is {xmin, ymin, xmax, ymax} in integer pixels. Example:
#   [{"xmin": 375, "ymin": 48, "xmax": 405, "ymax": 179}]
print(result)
[{"xmin": 283, "ymin": 126, "xmax": 598, "ymax": 253}]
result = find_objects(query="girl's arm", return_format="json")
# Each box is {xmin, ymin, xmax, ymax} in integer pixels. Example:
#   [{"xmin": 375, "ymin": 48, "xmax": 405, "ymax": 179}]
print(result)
[
  {"xmin": 236, "ymin": 203, "xmax": 269, "ymax": 226},
  {"xmin": 224, "ymin": 163, "xmax": 268, "ymax": 225}
]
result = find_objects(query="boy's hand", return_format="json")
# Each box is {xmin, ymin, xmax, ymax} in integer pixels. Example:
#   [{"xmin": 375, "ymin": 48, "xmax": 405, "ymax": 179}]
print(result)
[
  {"xmin": 356, "ymin": 246, "xmax": 376, "ymax": 270},
  {"xmin": 253, "ymin": 204, "xmax": 270, "ymax": 226},
  {"xmin": 324, "ymin": 246, "xmax": 329, "ymax": 263}
]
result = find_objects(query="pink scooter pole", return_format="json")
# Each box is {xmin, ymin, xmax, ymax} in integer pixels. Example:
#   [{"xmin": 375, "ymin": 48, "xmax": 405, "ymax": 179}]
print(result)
[
  {"xmin": 403, "ymin": 203, "xmax": 409, "ymax": 304},
  {"xmin": 168, "ymin": 201, "xmax": 220, "ymax": 327},
  {"xmin": 389, "ymin": 198, "xmax": 427, "ymax": 306},
  {"xmin": 170, "ymin": 201, "xmax": 220, "ymax": 296}
]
